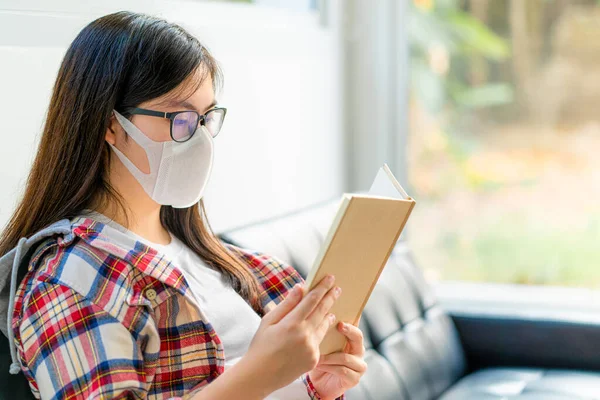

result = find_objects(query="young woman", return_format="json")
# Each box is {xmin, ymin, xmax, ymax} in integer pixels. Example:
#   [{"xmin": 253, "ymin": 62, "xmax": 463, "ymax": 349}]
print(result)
[{"xmin": 0, "ymin": 10, "xmax": 366, "ymax": 400}]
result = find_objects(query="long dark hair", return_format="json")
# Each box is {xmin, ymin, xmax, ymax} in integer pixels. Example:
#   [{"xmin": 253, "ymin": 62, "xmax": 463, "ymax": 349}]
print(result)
[{"xmin": 0, "ymin": 11, "xmax": 263, "ymax": 314}]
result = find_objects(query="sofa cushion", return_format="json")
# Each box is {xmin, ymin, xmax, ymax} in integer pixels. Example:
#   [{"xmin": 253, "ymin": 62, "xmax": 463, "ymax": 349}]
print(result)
[{"xmin": 439, "ymin": 368, "xmax": 600, "ymax": 399}]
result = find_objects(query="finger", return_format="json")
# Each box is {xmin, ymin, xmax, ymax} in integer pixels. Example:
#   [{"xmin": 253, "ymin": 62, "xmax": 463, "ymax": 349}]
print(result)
[
  {"xmin": 305, "ymin": 284, "xmax": 341, "ymax": 328},
  {"xmin": 287, "ymin": 274, "xmax": 336, "ymax": 322},
  {"xmin": 264, "ymin": 283, "xmax": 303, "ymax": 325},
  {"xmin": 337, "ymin": 322, "xmax": 365, "ymax": 356},
  {"xmin": 314, "ymin": 364, "xmax": 362, "ymax": 382},
  {"xmin": 318, "ymin": 352, "xmax": 367, "ymax": 373},
  {"xmin": 314, "ymin": 310, "xmax": 337, "ymax": 344}
]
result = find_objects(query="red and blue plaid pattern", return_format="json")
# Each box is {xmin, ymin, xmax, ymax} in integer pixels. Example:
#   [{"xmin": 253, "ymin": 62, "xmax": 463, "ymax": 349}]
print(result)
[{"xmin": 11, "ymin": 216, "xmax": 345, "ymax": 400}]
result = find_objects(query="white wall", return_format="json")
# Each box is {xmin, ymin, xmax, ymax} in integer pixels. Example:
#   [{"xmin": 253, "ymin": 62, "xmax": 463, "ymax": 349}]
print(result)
[{"xmin": 0, "ymin": 0, "xmax": 344, "ymax": 233}]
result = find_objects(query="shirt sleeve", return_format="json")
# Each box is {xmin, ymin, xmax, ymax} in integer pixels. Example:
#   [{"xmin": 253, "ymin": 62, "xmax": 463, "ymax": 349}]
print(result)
[
  {"xmin": 303, "ymin": 373, "xmax": 346, "ymax": 400},
  {"xmin": 15, "ymin": 280, "xmax": 192, "ymax": 400},
  {"xmin": 255, "ymin": 371, "xmax": 347, "ymax": 400}
]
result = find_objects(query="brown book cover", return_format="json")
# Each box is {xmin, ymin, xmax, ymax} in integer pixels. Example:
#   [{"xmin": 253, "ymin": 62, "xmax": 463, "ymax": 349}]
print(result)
[{"xmin": 304, "ymin": 164, "xmax": 415, "ymax": 354}]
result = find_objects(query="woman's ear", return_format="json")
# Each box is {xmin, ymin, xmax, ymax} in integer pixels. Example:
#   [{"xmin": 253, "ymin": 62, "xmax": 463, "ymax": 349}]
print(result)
[{"xmin": 106, "ymin": 113, "xmax": 119, "ymax": 145}]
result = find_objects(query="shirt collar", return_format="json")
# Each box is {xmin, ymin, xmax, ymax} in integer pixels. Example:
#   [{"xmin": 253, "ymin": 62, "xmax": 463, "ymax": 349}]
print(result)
[{"xmin": 68, "ymin": 215, "xmax": 189, "ymax": 296}]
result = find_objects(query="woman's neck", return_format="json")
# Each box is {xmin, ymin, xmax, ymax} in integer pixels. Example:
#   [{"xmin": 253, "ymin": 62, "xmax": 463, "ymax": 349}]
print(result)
[
  {"xmin": 94, "ymin": 200, "xmax": 172, "ymax": 246},
  {"xmin": 95, "ymin": 147, "xmax": 172, "ymax": 246}
]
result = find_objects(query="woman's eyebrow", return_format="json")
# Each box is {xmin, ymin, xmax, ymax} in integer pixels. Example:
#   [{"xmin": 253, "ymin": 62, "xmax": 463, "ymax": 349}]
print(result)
[
  {"xmin": 162, "ymin": 98, "xmax": 217, "ymax": 113},
  {"xmin": 204, "ymin": 99, "xmax": 218, "ymax": 111}
]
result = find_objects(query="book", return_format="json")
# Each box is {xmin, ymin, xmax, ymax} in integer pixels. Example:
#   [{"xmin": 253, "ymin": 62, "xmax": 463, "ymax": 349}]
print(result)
[{"xmin": 304, "ymin": 163, "xmax": 416, "ymax": 354}]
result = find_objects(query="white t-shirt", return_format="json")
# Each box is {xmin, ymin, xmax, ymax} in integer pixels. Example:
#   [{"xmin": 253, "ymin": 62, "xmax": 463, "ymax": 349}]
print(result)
[{"xmin": 81, "ymin": 210, "xmax": 310, "ymax": 399}]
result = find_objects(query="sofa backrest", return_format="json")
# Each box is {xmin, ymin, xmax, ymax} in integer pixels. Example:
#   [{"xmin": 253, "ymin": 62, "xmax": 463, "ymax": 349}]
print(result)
[{"xmin": 219, "ymin": 197, "xmax": 467, "ymax": 400}]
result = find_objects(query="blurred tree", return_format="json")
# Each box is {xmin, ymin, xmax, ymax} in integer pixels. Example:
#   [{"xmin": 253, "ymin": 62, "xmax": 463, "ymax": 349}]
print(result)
[
  {"xmin": 468, "ymin": 0, "xmax": 490, "ymax": 87},
  {"xmin": 408, "ymin": 0, "xmax": 513, "ymax": 119},
  {"xmin": 509, "ymin": 0, "xmax": 530, "ymax": 113}
]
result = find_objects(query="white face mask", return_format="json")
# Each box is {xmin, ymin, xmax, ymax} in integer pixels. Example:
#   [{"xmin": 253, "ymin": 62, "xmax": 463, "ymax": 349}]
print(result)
[{"xmin": 109, "ymin": 109, "xmax": 214, "ymax": 208}]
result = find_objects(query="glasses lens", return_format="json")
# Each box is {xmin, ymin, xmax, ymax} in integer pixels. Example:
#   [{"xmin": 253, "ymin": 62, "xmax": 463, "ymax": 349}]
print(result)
[
  {"xmin": 203, "ymin": 108, "xmax": 226, "ymax": 138},
  {"xmin": 172, "ymin": 111, "xmax": 199, "ymax": 142}
]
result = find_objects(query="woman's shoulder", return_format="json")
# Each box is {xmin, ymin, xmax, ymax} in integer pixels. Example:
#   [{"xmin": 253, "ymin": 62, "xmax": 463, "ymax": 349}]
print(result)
[
  {"xmin": 33, "ymin": 233, "xmax": 133, "ymax": 286},
  {"xmin": 222, "ymin": 241, "xmax": 299, "ymax": 276},
  {"xmin": 11, "ymin": 218, "xmax": 156, "ymax": 330},
  {"xmin": 222, "ymin": 242, "xmax": 305, "ymax": 308},
  {"xmin": 20, "ymin": 233, "xmax": 138, "ymax": 311}
]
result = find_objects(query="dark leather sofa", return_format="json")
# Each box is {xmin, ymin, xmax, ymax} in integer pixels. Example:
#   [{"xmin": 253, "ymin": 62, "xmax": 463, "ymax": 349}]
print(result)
[
  {"xmin": 2, "ymin": 197, "xmax": 600, "ymax": 399},
  {"xmin": 219, "ymin": 197, "xmax": 600, "ymax": 400}
]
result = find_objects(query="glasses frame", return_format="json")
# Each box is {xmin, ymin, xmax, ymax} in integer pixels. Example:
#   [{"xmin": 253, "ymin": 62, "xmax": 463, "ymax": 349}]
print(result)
[{"xmin": 123, "ymin": 106, "xmax": 227, "ymax": 142}]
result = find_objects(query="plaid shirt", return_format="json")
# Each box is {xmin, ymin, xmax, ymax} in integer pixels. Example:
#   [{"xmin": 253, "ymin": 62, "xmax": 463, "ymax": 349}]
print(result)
[{"xmin": 11, "ymin": 216, "xmax": 346, "ymax": 400}]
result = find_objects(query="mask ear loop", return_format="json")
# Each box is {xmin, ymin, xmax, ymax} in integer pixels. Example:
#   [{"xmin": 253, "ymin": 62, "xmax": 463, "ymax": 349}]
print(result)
[
  {"xmin": 112, "ymin": 110, "xmax": 158, "ymax": 148},
  {"xmin": 107, "ymin": 110, "xmax": 166, "ymax": 201}
]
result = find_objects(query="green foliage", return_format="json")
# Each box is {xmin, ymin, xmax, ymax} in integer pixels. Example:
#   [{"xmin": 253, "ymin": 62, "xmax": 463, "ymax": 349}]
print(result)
[
  {"xmin": 446, "ymin": 12, "xmax": 509, "ymax": 60},
  {"xmin": 439, "ymin": 212, "xmax": 600, "ymax": 287},
  {"xmin": 408, "ymin": 1, "xmax": 514, "ymax": 114},
  {"xmin": 452, "ymin": 83, "xmax": 514, "ymax": 109}
]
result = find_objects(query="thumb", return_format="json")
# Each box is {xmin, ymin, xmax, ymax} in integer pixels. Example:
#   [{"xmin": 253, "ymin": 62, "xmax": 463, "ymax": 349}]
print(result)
[{"xmin": 263, "ymin": 283, "xmax": 304, "ymax": 325}]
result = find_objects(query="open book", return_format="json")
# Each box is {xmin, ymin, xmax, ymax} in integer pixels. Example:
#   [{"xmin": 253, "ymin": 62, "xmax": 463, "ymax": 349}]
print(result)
[{"xmin": 304, "ymin": 163, "xmax": 415, "ymax": 354}]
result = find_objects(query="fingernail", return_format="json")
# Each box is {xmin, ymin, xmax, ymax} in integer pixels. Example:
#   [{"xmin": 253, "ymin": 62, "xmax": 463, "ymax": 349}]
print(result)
[
  {"xmin": 335, "ymin": 287, "xmax": 342, "ymax": 296},
  {"xmin": 327, "ymin": 274, "xmax": 334, "ymax": 283},
  {"xmin": 342, "ymin": 323, "xmax": 348, "ymax": 331},
  {"xmin": 329, "ymin": 313, "xmax": 336, "ymax": 322}
]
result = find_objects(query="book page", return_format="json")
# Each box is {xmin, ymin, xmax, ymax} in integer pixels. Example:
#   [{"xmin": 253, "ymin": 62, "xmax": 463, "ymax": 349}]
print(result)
[{"xmin": 368, "ymin": 163, "xmax": 409, "ymax": 199}]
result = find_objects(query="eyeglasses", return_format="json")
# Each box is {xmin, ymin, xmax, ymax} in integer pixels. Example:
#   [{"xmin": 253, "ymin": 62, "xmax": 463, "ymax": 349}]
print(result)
[{"xmin": 123, "ymin": 106, "xmax": 227, "ymax": 142}]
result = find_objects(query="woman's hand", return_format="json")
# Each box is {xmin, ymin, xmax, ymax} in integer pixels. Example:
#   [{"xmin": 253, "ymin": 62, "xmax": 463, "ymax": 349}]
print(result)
[
  {"xmin": 243, "ymin": 275, "xmax": 342, "ymax": 397},
  {"xmin": 308, "ymin": 316, "xmax": 367, "ymax": 400}
]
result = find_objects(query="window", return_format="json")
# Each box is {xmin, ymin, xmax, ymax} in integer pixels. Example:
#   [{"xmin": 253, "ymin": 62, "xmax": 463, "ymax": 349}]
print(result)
[
  {"xmin": 407, "ymin": 0, "xmax": 600, "ymax": 288},
  {"xmin": 215, "ymin": 0, "xmax": 318, "ymax": 11}
]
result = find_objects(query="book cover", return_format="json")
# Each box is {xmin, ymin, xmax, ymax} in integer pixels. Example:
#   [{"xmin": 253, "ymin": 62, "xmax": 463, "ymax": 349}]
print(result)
[{"xmin": 305, "ymin": 164, "xmax": 416, "ymax": 354}]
